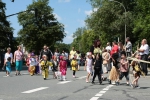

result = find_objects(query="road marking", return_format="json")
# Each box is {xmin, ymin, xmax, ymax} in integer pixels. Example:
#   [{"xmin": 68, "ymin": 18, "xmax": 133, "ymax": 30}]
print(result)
[
  {"xmin": 95, "ymin": 93, "xmax": 103, "ymax": 96},
  {"xmin": 22, "ymin": 87, "xmax": 49, "ymax": 93},
  {"xmin": 89, "ymin": 85, "xmax": 114, "ymax": 100},
  {"xmin": 103, "ymin": 88, "xmax": 109, "ymax": 90},
  {"xmin": 90, "ymin": 97, "xmax": 99, "ymax": 100},
  {"xmin": 57, "ymin": 81, "xmax": 71, "ymax": 84},
  {"xmin": 99, "ymin": 91, "xmax": 106, "ymax": 93},
  {"xmin": 76, "ymin": 76, "xmax": 87, "ymax": 79}
]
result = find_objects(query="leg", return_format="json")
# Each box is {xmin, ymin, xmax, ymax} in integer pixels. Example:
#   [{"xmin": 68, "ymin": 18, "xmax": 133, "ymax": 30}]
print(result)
[
  {"xmin": 125, "ymin": 72, "xmax": 129, "ymax": 85},
  {"xmin": 92, "ymin": 70, "xmax": 97, "ymax": 83},
  {"xmin": 15, "ymin": 61, "xmax": 19, "ymax": 75},
  {"xmin": 73, "ymin": 70, "xmax": 76, "ymax": 77},
  {"xmin": 98, "ymin": 70, "xmax": 102, "ymax": 84}
]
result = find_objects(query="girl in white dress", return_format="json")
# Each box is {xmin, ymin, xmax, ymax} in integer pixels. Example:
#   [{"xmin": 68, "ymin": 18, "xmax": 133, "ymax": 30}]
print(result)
[{"xmin": 85, "ymin": 52, "xmax": 93, "ymax": 83}]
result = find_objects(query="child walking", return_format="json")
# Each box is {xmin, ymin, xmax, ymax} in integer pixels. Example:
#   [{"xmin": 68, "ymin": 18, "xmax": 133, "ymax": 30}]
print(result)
[
  {"xmin": 40, "ymin": 55, "xmax": 53, "ymax": 80},
  {"xmin": 59, "ymin": 56, "xmax": 67, "ymax": 81},
  {"xmin": 35, "ymin": 55, "xmax": 40, "ymax": 75},
  {"xmin": 109, "ymin": 53, "xmax": 119, "ymax": 84},
  {"xmin": 52, "ymin": 56, "xmax": 59, "ymax": 79},
  {"xmin": 71, "ymin": 55, "xmax": 78, "ymax": 78},
  {"xmin": 92, "ymin": 54, "xmax": 102, "ymax": 84},
  {"xmin": 5, "ymin": 57, "xmax": 11, "ymax": 76},
  {"xmin": 85, "ymin": 52, "xmax": 93, "ymax": 83},
  {"xmin": 26, "ymin": 53, "xmax": 31, "ymax": 73},
  {"xmin": 116, "ymin": 51, "xmax": 129, "ymax": 86},
  {"xmin": 29, "ymin": 53, "xmax": 36, "ymax": 76},
  {"xmin": 130, "ymin": 53, "xmax": 143, "ymax": 88}
]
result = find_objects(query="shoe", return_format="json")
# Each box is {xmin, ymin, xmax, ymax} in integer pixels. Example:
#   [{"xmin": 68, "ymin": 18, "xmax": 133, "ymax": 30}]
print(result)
[
  {"xmin": 116, "ymin": 82, "xmax": 120, "ymax": 86},
  {"xmin": 126, "ymin": 83, "xmax": 130, "ymax": 86},
  {"xmin": 15, "ymin": 73, "xmax": 18, "ymax": 76},
  {"xmin": 18, "ymin": 73, "xmax": 21, "ymax": 76},
  {"xmin": 135, "ymin": 86, "xmax": 140, "ymax": 89},
  {"xmin": 99, "ymin": 81, "xmax": 102, "ymax": 84},
  {"xmin": 44, "ymin": 78, "xmax": 46, "ymax": 80},
  {"xmin": 130, "ymin": 84, "xmax": 135, "ymax": 88},
  {"xmin": 91, "ymin": 81, "xmax": 95, "ymax": 84},
  {"xmin": 73, "ymin": 75, "xmax": 75, "ymax": 78},
  {"xmin": 108, "ymin": 80, "xmax": 111, "ymax": 84}
]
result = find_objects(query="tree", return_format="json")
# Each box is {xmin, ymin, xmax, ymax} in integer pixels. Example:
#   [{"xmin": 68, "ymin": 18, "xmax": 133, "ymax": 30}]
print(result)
[
  {"xmin": 133, "ymin": 0, "xmax": 150, "ymax": 45},
  {"xmin": 17, "ymin": 0, "xmax": 65, "ymax": 54},
  {"xmin": 0, "ymin": 0, "xmax": 13, "ymax": 50},
  {"xmin": 86, "ymin": 0, "xmax": 135, "ymax": 45},
  {"xmin": 71, "ymin": 27, "xmax": 87, "ymax": 52}
]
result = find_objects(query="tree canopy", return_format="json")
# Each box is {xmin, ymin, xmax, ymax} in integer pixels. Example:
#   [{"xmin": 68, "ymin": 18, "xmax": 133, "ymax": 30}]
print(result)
[
  {"xmin": 17, "ymin": 0, "xmax": 65, "ymax": 54},
  {"xmin": 0, "ymin": 0, "xmax": 14, "ymax": 50},
  {"xmin": 71, "ymin": 0, "xmax": 150, "ymax": 53}
]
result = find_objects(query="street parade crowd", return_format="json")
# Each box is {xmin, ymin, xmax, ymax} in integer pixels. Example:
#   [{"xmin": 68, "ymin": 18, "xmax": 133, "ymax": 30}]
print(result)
[{"xmin": 1, "ymin": 37, "xmax": 150, "ymax": 89}]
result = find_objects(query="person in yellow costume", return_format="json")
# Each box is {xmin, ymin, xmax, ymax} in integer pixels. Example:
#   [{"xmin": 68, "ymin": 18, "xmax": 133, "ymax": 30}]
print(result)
[
  {"xmin": 71, "ymin": 55, "xmax": 78, "ymax": 78},
  {"xmin": 40, "ymin": 55, "xmax": 53, "ymax": 80}
]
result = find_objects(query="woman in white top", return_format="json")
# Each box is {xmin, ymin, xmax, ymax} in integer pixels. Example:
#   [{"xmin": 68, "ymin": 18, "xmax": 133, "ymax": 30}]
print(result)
[
  {"xmin": 54, "ymin": 49, "xmax": 60, "ymax": 62},
  {"xmin": 3, "ymin": 48, "xmax": 13, "ymax": 72}
]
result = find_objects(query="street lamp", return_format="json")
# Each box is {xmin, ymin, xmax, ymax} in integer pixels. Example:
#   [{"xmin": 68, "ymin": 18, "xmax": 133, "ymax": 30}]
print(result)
[{"xmin": 109, "ymin": 0, "xmax": 126, "ymax": 45}]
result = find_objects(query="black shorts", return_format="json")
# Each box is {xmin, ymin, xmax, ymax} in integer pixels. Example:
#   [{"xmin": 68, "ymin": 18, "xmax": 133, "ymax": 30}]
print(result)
[{"xmin": 119, "ymin": 72, "xmax": 129, "ymax": 81}]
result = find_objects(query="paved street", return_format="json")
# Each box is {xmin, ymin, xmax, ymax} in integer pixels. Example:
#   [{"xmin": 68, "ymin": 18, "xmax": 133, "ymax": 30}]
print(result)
[{"xmin": 0, "ymin": 66, "xmax": 150, "ymax": 100}]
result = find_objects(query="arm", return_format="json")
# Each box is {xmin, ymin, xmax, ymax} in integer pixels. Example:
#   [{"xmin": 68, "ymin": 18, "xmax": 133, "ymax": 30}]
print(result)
[
  {"xmin": 138, "ymin": 45, "xmax": 148, "ymax": 52},
  {"xmin": 4, "ymin": 53, "xmax": 6, "ymax": 66},
  {"xmin": 84, "ymin": 60, "xmax": 87, "ymax": 70},
  {"xmin": 13, "ymin": 52, "xmax": 16, "ymax": 63},
  {"xmin": 11, "ymin": 53, "xmax": 13, "ymax": 64},
  {"xmin": 126, "ymin": 42, "xmax": 131, "ymax": 48}
]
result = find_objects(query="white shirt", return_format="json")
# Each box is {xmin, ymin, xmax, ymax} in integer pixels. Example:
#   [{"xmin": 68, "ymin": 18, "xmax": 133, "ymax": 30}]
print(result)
[
  {"xmin": 29, "ymin": 58, "xmax": 37, "ymax": 66},
  {"xmin": 139, "ymin": 44, "xmax": 149, "ymax": 55},
  {"xmin": 106, "ymin": 46, "xmax": 112, "ymax": 51},
  {"xmin": 5, "ymin": 53, "xmax": 13, "ymax": 62}
]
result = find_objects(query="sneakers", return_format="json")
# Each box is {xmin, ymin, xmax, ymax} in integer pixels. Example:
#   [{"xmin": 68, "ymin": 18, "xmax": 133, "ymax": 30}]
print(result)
[
  {"xmin": 130, "ymin": 84, "xmax": 135, "ymax": 88},
  {"xmin": 116, "ymin": 82, "xmax": 120, "ymax": 86},
  {"xmin": 73, "ymin": 75, "xmax": 76, "ymax": 78},
  {"xmin": 135, "ymin": 86, "xmax": 140, "ymax": 89}
]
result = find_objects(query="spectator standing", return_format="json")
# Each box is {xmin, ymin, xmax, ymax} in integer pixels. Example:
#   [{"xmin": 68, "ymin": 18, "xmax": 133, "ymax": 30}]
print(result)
[{"xmin": 138, "ymin": 39, "xmax": 149, "ymax": 75}]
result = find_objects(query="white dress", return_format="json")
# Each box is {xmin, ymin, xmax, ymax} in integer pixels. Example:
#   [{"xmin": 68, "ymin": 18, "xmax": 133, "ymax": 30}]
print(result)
[{"xmin": 86, "ymin": 58, "xmax": 93, "ymax": 74}]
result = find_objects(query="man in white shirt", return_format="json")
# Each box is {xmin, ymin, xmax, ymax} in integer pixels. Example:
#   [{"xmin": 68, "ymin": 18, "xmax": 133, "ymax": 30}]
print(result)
[
  {"xmin": 125, "ymin": 37, "xmax": 132, "ymax": 57},
  {"xmin": 105, "ymin": 42, "xmax": 112, "ymax": 52},
  {"xmin": 138, "ymin": 39, "xmax": 149, "ymax": 75}
]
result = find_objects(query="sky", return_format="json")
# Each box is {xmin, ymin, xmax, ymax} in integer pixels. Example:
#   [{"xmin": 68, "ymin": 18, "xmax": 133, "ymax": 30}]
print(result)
[{"xmin": 3, "ymin": 0, "xmax": 94, "ymax": 44}]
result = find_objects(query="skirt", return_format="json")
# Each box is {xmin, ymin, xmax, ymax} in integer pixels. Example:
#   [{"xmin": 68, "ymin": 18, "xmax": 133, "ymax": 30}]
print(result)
[
  {"xmin": 102, "ymin": 64, "xmax": 108, "ymax": 73},
  {"xmin": 87, "ymin": 67, "xmax": 92, "ymax": 74},
  {"xmin": 6, "ymin": 66, "xmax": 11, "ymax": 73},
  {"xmin": 109, "ymin": 66, "xmax": 119, "ymax": 81}
]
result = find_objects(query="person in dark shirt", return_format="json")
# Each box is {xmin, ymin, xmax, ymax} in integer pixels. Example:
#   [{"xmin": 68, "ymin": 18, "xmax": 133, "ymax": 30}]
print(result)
[
  {"xmin": 92, "ymin": 53, "xmax": 102, "ymax": 84},
  {"xmin": 40, "ymin": 45, "xmax": 52, "ymax": 61}
]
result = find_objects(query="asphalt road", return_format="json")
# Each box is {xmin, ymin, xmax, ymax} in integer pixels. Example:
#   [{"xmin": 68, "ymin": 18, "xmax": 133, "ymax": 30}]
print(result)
[{"xmin": 0, "ymin": 66, "xmax": 150, "ymax": 100}]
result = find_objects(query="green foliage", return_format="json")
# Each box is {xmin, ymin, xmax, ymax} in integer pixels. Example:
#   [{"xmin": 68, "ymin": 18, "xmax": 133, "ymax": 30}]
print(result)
[
  {"xmin": 54, "ymin": 42, "xmax": 71, "ymax": 53},
  {"xmin": 133, "ymin": 0, "xmax": 150, "ymax": 45},
  {"xmin": 0, "ymin": 1, "xmax": 14, "ymax": 49},
  {"xmin": 17, "ymin": 0, "xmax": 65, "ymax": 54}
]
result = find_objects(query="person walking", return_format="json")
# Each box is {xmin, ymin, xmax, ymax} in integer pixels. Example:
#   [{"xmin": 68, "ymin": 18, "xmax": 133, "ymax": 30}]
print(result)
[
  {"xmin": 40, "ymin": 55, "xmax": 53, "ymax": 80},
  {"xmin": 92, "ymin": 54, "xmax": 102, "ymax": 84},
  {"xmin": 40, "ymin": 45, "xmax": 52, "ymax": 61},
  {"xmin": 3, "ymin": 47, "xmax": 13, "ymax": 72},
  {"xmin": 14, "ymin": 46, "xmax": 24, "ymax": 76}
]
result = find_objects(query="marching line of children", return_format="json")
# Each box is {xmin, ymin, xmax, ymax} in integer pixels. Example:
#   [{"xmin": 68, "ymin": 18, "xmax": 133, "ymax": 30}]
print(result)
[
  {"xmin": 2, "ymin": 51, "xmax": 144, "ymax": 89},
  {"xmin": 82, "ymin": 50, "xmax": 144, "ymax": 89}
]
